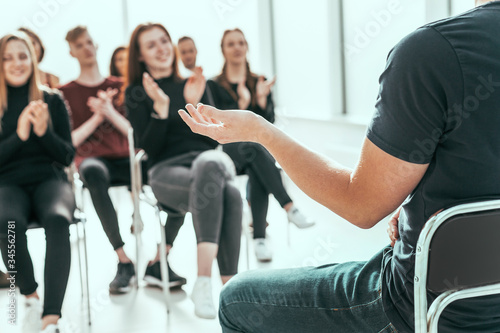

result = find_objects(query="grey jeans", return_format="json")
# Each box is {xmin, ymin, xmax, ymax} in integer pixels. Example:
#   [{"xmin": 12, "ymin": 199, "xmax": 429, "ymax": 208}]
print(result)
[{"xmin": 149, "ymin": 150, "xmax": 242, "ymax": 275}]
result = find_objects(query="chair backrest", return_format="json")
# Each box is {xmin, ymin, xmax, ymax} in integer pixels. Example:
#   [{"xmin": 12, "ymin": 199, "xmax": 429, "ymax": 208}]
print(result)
[
  {"xmin": 414, "ymin": 199, "xmax": 500, "ymax": 333},
  {"xmin": 427, "ymin": 208, "xmax": 500, "ymax": 293}
]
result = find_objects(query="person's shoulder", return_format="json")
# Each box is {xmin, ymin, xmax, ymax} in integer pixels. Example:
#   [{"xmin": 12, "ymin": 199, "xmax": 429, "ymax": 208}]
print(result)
[
  {"xmin": 125, "ymin": 81, "xmax": 143, "ymax": 95},
  {"xmin": 102, "ymin": 76, "xmax": 124, "ymax": 90},
  {"xmin": 42, "ymin": 88, "xmax": 66, "ymax": 110},
  {"xmin": 58, "ymin": 80, "xmax": 78, "ymax": 92},
  {"xmin": 388, "ymin": 26, "xmax": 453, "ymax": 65}
]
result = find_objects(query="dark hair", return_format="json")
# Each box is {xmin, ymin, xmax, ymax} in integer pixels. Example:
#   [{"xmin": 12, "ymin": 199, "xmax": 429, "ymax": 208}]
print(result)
[
  {"xmin": 217, "ymin": 28, "xmax": 258, "ymax": 107},
  {"xmin": 18, "ymin": 27, "xmax": 45, "ymax": 63},
  {"xmin": 110, "ymin": 46, "xmax": 127, "ymax": 77},
  {"xmin": 178, "ymin": 36, "xmax": 195, "ymax": 45},
  {"xmin": 127, "ymin": 23, "xmax": 181, "ymax": 86}
]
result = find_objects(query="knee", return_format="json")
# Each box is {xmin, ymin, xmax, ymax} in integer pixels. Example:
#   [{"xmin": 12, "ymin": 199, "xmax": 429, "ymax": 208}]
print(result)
[
  {"xmin": 79, "ymin": 159, "xmax": 109, "ymax": 186},
  {"xmin": 220, "ymin": 273, "xmax": 245, "ymax": 309},
  {"xmin": 43, "ymin": 213, "xmax": 71, "ymax": 235},
  {"xmin": 193, "ymin": 151, "xmax": 235, "ymax": 179}
]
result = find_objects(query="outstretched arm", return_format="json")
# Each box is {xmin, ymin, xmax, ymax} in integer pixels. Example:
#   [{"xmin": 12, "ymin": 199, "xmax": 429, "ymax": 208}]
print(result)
[{"xmin": 179, "ymin": 104, "xmax": 428, "ymax": 229}]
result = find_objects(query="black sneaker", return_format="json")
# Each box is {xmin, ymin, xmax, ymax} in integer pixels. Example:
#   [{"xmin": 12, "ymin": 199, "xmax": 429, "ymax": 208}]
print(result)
[
  {"xmin": 0, "ymin": 271, "xmax": 10, "ymax": 289},
  {"xmin": 144, "ymin": 261, "xmax": 187, "ymax": 289},
  {"xmin": 109, "ymin": 262, "xmax": 136, "ymax": 295}
]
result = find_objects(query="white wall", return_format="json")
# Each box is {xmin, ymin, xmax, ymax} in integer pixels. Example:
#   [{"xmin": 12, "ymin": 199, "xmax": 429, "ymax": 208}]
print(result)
[
  {"xmin": 343, "ymin": 0, "xmax": 426, "ymax": 120},
  {"xmin": 0, "ymin": 0, "xmax": 268, "ymax": 85},
  {"xmin": 451, "ymin": 0, "xmax": 476, "ymax": 15},
  {"xmin": 0, "ymin": 0, "xmax": 481, "ymax": 123}
]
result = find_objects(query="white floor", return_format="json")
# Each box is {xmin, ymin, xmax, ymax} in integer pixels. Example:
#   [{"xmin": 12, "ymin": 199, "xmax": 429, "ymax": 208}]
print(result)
[{"xmin": 0, "ymin": 176, "xmax": 391, "ymax": 333}]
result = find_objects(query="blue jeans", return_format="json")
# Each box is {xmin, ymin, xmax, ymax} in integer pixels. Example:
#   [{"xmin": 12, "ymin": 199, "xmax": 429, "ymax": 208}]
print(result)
[{"xmin": 219, "ymin": 247, "xmax": 398, "ymax": 333}]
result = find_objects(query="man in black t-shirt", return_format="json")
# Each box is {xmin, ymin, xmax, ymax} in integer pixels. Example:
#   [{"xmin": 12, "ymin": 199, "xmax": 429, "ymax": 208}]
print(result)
[{"xmin": 179, "ymin": 1, "xmax": 500, "ymax": 332}]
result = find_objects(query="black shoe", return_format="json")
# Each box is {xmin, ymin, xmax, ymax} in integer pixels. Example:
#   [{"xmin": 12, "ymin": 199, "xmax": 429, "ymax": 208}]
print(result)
[
  {"xmin": 144, "ymin": 261, "xmax": 187, "ymax": 289},
  {"xmin": 0, "ymin": 271, "xmax": 10, "ymax": 289},
  {"xmin": 109, "ymin": 262, "xmax": 136, "ymax": 295}
]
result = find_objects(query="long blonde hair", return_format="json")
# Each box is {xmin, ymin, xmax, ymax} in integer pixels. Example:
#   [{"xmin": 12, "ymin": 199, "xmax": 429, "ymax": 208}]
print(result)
[{"xmin": 0, "ymin": 32, "xmax": 44, "ymax": 131}]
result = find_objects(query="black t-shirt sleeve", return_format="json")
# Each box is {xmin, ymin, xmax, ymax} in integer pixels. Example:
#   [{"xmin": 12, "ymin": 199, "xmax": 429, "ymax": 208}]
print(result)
[
  {"xmin": 367, "ymin": 27, "xmax": 463, "ymax": 164},
  {"xmin": 37, "ymin": 92, "xmax": 75, "ymax": 166}
]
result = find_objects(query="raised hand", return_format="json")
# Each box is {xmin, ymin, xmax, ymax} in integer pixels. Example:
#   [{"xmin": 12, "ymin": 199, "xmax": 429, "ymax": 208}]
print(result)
[
  {"xmin": 237, "ymin": 79, "xmax": 251, "ymax": 110},
  {"xmin": 86, "ymin": 96, "xmax": 106, "ymax": 123},
  {"xmin": 387, "ymin": 208, "xmax": 401, "ymax": 247},
  {"xmin": 256, "ymin": 76, "xmax": 276, "ymax": 98},
  {"xmin": 256, "ymin": 76, "xmax": 276, "ymax": 109},
  {"xmin": 87, "ymin": 88, "xmax": 118, "ymax": 119},
  {"xmin": 30, "ymin": 100, "xmax": 50, "ymax": 137},
  {"xmin": 184, "ymin": 66, "xmax": 206, "ymax": 106},
  {"xmin": 143, "ymin": 72, "xmax": 170, "ymax": 118},
  {"xmin": 178, "ymin": 103, "xmax": 271, "ymax": 144},
  {"xmin": 16, "ymin": 103, "xmax": 34, "ymax": 141}
]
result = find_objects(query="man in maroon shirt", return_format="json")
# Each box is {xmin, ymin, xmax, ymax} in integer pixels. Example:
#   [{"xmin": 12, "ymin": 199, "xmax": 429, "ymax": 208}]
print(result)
[{"xmin": 59, "ymin": 26, "xmax": 136, "ymax": 295}]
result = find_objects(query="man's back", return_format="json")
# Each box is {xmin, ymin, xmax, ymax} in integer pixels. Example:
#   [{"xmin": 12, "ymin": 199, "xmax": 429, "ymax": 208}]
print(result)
[{"xmin": 367, "ymin": 2, "xmax": 500, "ymax": 331}]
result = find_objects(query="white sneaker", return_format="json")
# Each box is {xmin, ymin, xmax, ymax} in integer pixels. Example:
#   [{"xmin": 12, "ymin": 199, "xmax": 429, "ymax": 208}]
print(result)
[
  {"xmin": 22, "ymin": 297, "xmax": 42, "ymax": 333},
  {"xmin": 190, "ymin": 276, "xmax": 216, "ymax": 319},
  {"xmin": 253, "ymin": 238, "xmax": 273, "ymax": 262},
  {"xmin": 287, "ymin": 207, "xmax": 315, "ymax": 229},
  {"xmin": 41, "ymin": 324, "xmax": 60, "ymax": 333}
]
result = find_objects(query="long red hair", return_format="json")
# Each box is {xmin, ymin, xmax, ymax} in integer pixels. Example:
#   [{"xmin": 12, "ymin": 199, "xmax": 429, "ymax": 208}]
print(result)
[{"xmin": 126, "ymin": 23, "xmax": 181, "ymax": 87}]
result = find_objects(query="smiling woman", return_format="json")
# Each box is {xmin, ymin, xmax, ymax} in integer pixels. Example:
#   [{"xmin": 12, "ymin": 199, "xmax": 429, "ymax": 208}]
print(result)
[
  {"xmin": 125, "ymin": 22, "xmax": 242, "ymax": 320},
  {"xmin": 0, "ymin": 31, "xmax": 75, "ymax": 333}
]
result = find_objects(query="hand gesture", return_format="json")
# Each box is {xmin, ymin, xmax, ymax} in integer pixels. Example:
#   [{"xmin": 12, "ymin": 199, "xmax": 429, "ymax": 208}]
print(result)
[
  {"xmin": 237, "ymin": 79, "xmax": 251, "ymax": 110},
  {"xmin": 179, "ymin": 103, "xmax": 270, "ymax": 144},
  {"xmin": 30, "ymin": 101, "xmax": 50, "ymax": 137},
  {"xmin": 143, "ymin": 72, "xmax": 169, "ymax": 118},
  {"xmin": 387, "ymin": 208, "xmax": 401, "ymax": 247},
  {"xmin": 256, "ymin": 76, "xmax": 276, "ymax": 99},
  {"xmin": 16, "ymin": 104, "xmax": 33, "ymax": 141},
  {"xmin": 87, "ymin": 88, "xmax": 118, "ymax": 120},
  {"xmin": 184, "ymin": 66, "xmax": 206, "ymax": 106},
  {"xmin": 256, "ymin": 76, "xmax": 276, "ymax": 109}
]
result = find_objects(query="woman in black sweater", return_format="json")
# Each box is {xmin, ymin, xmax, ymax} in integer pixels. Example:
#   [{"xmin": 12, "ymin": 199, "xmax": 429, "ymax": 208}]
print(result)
[
  {"xmin": 207, "ymin": 29, "xmax": 314, "ymax": 262},
  {"xmin": 0, "ymin": 32, "xmax": 75, "ymax": 333},
  {"xmin": 125, "ymin": 23, "xmax": 241, "ymax": 320}
]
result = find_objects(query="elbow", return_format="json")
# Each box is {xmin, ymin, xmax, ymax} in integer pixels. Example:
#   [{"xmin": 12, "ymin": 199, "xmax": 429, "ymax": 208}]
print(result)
[
  {"xmin": 63, "ymin": 147, "xmax": 76, "ymax": 167},
  {"xmin": 340, "ymin": 209, "xmax": 382, "ymax": 230}
]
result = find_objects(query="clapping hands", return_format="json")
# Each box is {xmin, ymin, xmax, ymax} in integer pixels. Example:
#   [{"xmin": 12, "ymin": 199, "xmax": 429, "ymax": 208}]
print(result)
[
  {"xmin": 16, "ymin": 100, "xmax": 50, "ymax": 141},
  {"xmin": 184, "ymin": 66, "xmax": 206, "ymax": 106},
  {"xmin": 87, "ymin": 87, "xmax": 119, "ymax": 121}
]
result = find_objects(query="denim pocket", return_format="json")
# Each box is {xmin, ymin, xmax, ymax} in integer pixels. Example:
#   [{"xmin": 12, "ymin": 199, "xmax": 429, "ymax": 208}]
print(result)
[{"xmin": 378, "ymin": 322, "xmax": 399, "ymax": 333}]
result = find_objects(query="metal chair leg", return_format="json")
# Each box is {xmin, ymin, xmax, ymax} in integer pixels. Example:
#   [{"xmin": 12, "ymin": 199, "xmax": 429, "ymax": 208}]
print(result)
[
  {"xmin": 156, "ymin": 206, "xmax": 171, "ymax": 314},
  {"xmin": 244, "ymin": 224, "xmax": 250, "ymax": 270},
  {"xmin": 74, "ymin": 223, "xmax": 85, "ymax": 299},
  {"xmin": 81, "ymin": 220, "xmax": 92, "ymax": 326}
]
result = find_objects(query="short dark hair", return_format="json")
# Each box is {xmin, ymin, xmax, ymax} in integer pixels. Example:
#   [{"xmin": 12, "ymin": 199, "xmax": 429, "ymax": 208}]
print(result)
[{"xmin": 178, "ymin": 36, "xmax": 195, "ymax": 46}]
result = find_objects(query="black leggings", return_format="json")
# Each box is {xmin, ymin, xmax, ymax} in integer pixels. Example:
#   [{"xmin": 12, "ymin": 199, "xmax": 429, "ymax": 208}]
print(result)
[
  {"xmin": 0, "ymin": 179, "xmax": 75, "ymax": 317},
  {"xmin": 79, "ymin": 157, "xmax": 147, "ymax": 251},
  {"xmin": 223, "ymin": 142, "xmax": 292, "ymax": 239}
]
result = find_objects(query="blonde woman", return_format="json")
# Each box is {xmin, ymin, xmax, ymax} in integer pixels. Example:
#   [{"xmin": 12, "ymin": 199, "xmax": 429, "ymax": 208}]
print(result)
[{"xmin": 0, "ymin": 32, "xmax": 75, "ymax": 333}]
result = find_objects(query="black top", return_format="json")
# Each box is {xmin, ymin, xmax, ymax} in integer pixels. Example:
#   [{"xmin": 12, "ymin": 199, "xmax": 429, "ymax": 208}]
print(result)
[
  {"xmin": 125, "ymin": 75, "xmax": 217, "ymax": 168},
  {"xmin": 0, "ymin": 84, "xmax": 75, "ymax": 186},
  {"xmin": 367, "ymin": 2, "xmax": 500, "ymax": 332},
  {"xmin": 207, "ymin": 77, "xmax": 275, "ymax": 123}
]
